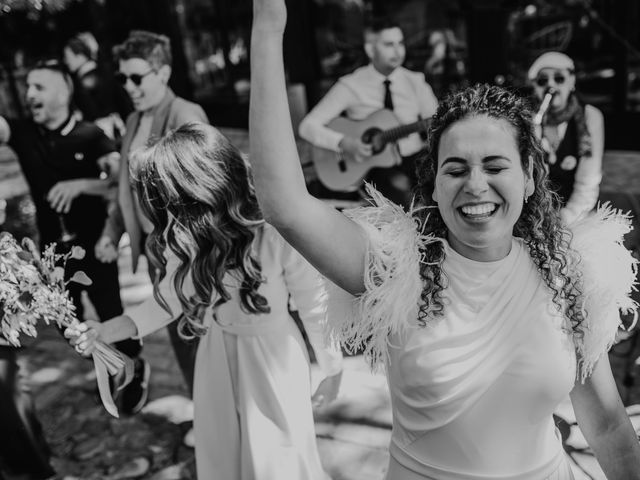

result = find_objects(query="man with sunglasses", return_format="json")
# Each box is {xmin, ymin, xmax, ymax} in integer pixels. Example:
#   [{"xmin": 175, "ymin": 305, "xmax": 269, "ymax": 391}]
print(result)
[
  {"xmin": 95, "ymin": 31, "xmax": 207, "ymax": 439},
  {"xmin": 0, "ymin": 59, "xmax": 139, "ymax": 479},
  {"xmin": 528, "ymin": 51, "xmax": 604, "ymax": 224}
]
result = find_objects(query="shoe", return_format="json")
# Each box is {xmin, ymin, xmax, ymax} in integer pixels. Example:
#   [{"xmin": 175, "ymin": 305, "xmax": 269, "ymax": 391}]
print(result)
[{"xmin": 120, "ymin": 357, "xmax": 150, "ymax": 415}]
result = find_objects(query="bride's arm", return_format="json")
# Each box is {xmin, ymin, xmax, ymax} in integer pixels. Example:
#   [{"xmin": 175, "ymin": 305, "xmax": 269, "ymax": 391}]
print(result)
[{"xmin": 249, "ymin": 0, "xmax": 366, "ymax": 295}]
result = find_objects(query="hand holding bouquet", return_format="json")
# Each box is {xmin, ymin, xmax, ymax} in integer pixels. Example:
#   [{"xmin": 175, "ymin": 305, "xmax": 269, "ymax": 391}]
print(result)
[{"xmin": 0, "ymin": 232, "xmax": 132, "ymax": 417}]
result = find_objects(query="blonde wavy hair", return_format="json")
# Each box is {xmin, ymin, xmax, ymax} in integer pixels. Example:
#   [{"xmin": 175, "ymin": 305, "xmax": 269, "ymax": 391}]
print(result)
[{"xmin": 130, "ymin": 122, "xmax": 269, "ymax": 339}]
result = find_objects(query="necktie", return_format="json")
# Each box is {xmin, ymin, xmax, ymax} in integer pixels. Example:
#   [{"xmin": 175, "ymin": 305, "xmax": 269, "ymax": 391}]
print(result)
[{"xmin": 383, "ymin": 79, "xmax": 394, "ymax": 111}]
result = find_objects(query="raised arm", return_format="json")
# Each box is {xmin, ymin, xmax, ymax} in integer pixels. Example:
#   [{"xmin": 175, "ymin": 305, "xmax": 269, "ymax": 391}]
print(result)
[{"xmin": 249, "ymin": 0, "xmax": 367, "ymax": 295}]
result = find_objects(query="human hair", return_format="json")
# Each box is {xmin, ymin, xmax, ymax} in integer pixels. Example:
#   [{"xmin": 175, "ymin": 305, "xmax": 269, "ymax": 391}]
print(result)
[
  {"xmin": 364, "ymin": 17, "xmax": 403, "ymax": 38},
  {"xmin": 66, "ymin": 32, "xmax": 98, "ymax": 61},
  {"xmin": 413, "ymin": 84, "xmax": 584, "ymax": 334},
  {"xmin": 130, "ymin": 122, "xmax": 269, "ymax": 339},
  {"xmin": 29, "ymin": 59, "xmax": 74, "ymax": 97},
  {"xmin": 113, "ymin": 30, "xmax": 172, "ymax": 69}
]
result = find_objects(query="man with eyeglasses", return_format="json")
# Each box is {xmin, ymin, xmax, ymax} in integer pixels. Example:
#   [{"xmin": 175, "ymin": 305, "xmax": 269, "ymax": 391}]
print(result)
[
  {"xmin": 0, "ymin": 59, "xmax": 139, "ymax": 479},
  {"xmin": 95, "ymin": 31, "xmax": 207, "ymax": 442},
  {"xmin": 528, "ymin": 51, "xmax": 604, "ymax": 224}
]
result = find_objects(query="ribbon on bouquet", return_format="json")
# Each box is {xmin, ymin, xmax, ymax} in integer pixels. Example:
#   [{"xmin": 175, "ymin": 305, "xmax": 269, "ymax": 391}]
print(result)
[{"xmin": 91, "ymin": 342, "xmax": 135, "ymax": 418}]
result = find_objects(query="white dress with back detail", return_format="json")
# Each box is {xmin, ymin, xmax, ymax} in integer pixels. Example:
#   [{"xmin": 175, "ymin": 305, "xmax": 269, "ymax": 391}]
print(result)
[
  {"xmin": 326, "ymin": 187, "xmax": 637, "ymax": 480},
  {"xmin": 126, "ymin": 224, "xmax": 343, "ymax": 480}
]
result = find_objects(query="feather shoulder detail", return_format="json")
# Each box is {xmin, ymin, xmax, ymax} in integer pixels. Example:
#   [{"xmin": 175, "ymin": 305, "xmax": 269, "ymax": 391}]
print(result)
[
  {"xmin": 324, "ymin": 184, "xmax": 443, "ymax": 371},
  {"xmin": 569, "ymin": 203, "xmax": 638, "ymax": 382}
]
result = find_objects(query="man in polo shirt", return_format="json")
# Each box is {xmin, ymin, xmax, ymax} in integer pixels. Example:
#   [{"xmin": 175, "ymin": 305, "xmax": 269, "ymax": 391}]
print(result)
[
  {"xmin": 0, "ymin": 62, "xmax": 150, "ymax": 472},
  {"xmin": 95, "ymin": 33, "xmax": 207, "ymax": 433}
]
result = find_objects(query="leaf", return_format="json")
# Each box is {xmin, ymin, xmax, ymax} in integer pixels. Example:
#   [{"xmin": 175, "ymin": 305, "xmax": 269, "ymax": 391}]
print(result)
[
  {"xmin": 68, "ymin": 271, "xmax": 93, "ymax": 286},
  {"xmin": 16, "ymin": 251, "xmax": 34, "ymax": 262},
  {"xmin": 69, "ymin": 246, "xmax": 86, "ymax": 260}
]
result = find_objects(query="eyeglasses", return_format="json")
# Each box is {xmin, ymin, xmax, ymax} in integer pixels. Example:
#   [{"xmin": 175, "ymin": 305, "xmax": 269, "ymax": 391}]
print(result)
[
  {"xmin": 115, "ymin": 70, "xmax": 155, "ymax": 86},
  {"xmin": 534, "ymin": 72, "xmax": 571, "ymax": 88}
]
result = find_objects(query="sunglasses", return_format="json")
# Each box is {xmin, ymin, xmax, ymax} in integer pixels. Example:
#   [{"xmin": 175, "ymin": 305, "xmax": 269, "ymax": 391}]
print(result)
[
  {"xmin": 115, "ymin": 70, "xmax": 155, "ymax": 86},
  {"xmin": 534, "ymin": 72, "xmax": 572, "ymax": 88}
]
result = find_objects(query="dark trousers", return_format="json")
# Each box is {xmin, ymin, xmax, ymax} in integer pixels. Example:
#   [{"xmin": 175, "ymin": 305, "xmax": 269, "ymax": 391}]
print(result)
[
  {"xmin": 65, "ymin": 242, "xmax": 141, "ymax": 358},
  {"xmin": 0, "ymin": 347, "xmax": 55, "ymax": 480},
  {"xmin": 366, "ymin": 150, "xmax": 422, "ymax": 209},
  {"xmin": 146, "ymin": 251, "xmax": 197, "ymax": 395}
]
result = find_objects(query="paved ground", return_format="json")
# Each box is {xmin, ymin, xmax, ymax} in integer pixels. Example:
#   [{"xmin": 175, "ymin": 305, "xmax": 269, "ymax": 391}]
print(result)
[{"xmin": 2, "ymin": 131, "xmax": 640, "ymax": 479}]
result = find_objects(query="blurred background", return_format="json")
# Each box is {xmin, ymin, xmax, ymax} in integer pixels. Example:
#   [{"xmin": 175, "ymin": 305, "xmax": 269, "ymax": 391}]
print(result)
[
  {"xmin": 0, "ymin": 0, "xmax": 638, "ymax": 137},
  {"xmin": 1, "ymin": 1, "xmax": 640, "ymax": 478}
]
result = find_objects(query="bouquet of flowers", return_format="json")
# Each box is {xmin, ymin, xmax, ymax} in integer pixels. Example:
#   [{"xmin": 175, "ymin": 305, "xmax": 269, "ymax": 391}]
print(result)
[{"xmin": 0, "ymin": 232, "xmax": 131, "ymax": 417}]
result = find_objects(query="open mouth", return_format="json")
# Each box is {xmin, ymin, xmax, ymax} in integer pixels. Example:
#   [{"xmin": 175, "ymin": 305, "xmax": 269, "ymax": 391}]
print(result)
[
  {"xmin": 458, "ymin": 202, "xmax": 499, "ymax": 220},
  {"xmin": 29, "ymin": 102, "xmax": 44, "ymax": 114}
]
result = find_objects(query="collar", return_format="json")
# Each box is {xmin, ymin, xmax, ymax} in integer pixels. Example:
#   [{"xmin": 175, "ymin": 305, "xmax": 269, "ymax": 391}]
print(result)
[
  {"xmin": 77, "ymin": 60, "xmax": 97, "ymax": 78},
  {"xmin": 366, "ymin": 63, "xmax": 402, "ymax": 83},
  {"xmin": 39, "ymin": 113, "xmax": 77, "ymax": 137}
]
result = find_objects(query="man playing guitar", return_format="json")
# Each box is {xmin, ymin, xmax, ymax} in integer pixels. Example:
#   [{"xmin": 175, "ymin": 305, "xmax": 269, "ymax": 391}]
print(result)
[{"xmin": 299, "ymin": 18, "xmax": 438, "ymax": 207}]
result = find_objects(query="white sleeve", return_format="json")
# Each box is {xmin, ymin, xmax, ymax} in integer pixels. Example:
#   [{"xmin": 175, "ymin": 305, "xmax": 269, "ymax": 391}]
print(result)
[
  {"xmin": 298, "ymin": 80, "xmax": 357, "ymax": 152},
  {"xmin": 281, "ymin": 236, "xmax": 343, "ymax": 376},
  {"xmin": 324, "ymin": 185, "xmax": 436, "ymax": 370},
  {"xmin": 569, "ymin": 205, "xmax": 638, "ymax": 382},
  {"xmin": 125, "ymin": 250, "xmax": 185, "ymax": 338},
  {"xmin": 562, "ymin": 105, "xmax": 604, "ymax": 223}
]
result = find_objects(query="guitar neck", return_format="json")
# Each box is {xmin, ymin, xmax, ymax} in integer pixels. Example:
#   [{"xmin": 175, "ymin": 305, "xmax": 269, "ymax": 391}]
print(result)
[{"xmin": 380, "ymin": 118, "xmax": 430, "ymax": 143}]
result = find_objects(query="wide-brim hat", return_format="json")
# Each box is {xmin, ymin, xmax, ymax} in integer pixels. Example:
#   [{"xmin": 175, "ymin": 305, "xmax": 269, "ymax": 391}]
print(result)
[{"xmin": 527, "ymin": 51, "xmax": 575, "ymax": 80}]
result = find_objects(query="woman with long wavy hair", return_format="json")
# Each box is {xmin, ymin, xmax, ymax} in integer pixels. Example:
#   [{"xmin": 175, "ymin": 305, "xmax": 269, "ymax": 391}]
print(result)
[
  {"xmin": 246, "ymin": 0, "xmax": 640, "ymax": 478},
  {"xmin": 67, "ymin": 122, "xmax": 343, "ymax": 480}
]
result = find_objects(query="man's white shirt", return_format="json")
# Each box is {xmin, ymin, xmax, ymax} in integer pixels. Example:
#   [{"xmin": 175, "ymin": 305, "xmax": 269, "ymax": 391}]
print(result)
[{"xmin": 299, "ymin": 64, "xmax": 438, "ymax": 157}]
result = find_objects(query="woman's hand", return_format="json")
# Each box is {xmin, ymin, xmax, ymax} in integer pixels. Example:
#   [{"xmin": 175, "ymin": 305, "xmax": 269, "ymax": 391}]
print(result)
[
  {"xmin": 252, "ymin": 0, "xmax": 287, "ymax": 34},
  {"xmin": 64, "ymin": 320, "xmax": 101, "ymax": 357},
  {"xmin": 312, "ymin": 370, "xmax": 343, "ymax": 410}
]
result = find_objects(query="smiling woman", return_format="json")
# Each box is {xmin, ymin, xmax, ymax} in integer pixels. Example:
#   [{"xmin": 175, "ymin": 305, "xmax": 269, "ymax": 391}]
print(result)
[
  {"xmin": 431, "ymin": 115, "xmax": 532, "ymax": 261},
  {"xmin": 248, "ymin": 1, "xmax": 640, "ymax": 477}
]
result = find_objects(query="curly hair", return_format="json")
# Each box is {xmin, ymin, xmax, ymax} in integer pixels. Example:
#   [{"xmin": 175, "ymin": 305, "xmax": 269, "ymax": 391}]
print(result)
[
  {"xmin": 413, "ymin": 84, "xmax": 584, "ymax": 334},
  {"xmin": 130, "ymin": 122, "xmax": 269, "ymax": 339}
]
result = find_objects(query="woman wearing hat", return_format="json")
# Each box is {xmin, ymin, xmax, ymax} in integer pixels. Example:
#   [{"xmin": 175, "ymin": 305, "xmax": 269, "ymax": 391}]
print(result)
[{"xmin": 528, "ymin": 51, "xmax": 604, "ymax": 224}]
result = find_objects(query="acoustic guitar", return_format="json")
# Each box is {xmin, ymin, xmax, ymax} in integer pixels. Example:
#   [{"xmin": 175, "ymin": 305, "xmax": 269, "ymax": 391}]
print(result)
[{"xmin": 310, "ymin": 109, "xmax": 430, "ymax": 192}]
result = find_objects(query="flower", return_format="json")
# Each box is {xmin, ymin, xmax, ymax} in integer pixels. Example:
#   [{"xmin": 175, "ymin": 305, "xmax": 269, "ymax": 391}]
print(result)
[
  {"xmin": 70, "ymin": 246, "xmax": 86, "ymax": 260},
  {"xmin": 0, "ymin": 233, "xmax": 91, "ymax": 346}
]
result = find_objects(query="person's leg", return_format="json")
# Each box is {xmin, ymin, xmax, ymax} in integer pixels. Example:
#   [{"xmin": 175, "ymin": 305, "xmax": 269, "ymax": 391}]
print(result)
[{"xmin": 0, "ymin": 347, "xmax": 55, "ymax": 480}]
